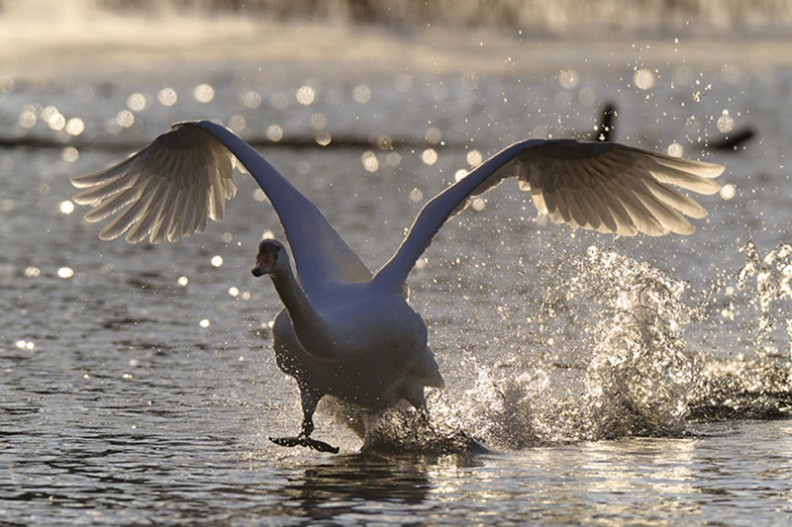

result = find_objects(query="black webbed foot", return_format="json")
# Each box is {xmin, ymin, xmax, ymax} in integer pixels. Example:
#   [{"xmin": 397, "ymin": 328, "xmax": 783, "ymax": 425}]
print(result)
[{"xmin": 269, "ymin": 435, "xmax": 340, "ymax": 454}]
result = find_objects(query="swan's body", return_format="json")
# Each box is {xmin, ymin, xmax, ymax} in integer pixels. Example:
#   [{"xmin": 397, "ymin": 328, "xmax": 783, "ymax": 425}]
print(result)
[
  {"xmin": 252, "ymin": 240, "xmax": 442, "ymax": 451},
  {"xmin": 72, "ymin": 120, "xmax": 724, "ymax": 452}
]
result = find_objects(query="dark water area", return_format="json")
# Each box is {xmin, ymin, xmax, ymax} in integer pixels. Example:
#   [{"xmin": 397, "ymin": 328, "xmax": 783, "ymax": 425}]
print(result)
[{"xmin": 1, "ymin": 3, "xmax": 791, "ymax": 525}]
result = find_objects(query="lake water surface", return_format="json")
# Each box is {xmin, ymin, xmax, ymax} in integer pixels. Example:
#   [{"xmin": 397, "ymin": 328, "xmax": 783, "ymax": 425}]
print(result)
[{"xmin": 1, "ymin": 7, "xmax": 791, "ymax": 526}]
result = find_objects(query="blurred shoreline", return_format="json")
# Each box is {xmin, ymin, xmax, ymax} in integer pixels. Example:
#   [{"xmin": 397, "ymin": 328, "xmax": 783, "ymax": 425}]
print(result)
[{"xmin": 4, "ymin": 7, "xmax": 792, "ymax": 83}]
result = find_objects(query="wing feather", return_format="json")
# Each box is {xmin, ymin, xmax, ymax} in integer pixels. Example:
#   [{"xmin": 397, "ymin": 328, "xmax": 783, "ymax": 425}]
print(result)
[
  {"xmin": 372, "ymin": 139, "xmax": 724, "ymax": 292},
  {"xmin": 72, "ymin": 121, "xmax": 371, "ymax": 296},
  {"xmin": 72, "ymin": 124, "xmax": 231, "ymax": 243}
]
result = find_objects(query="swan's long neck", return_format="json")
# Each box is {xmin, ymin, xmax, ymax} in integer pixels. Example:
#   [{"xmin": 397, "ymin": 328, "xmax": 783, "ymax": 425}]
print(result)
[{"xmin": 268, "ymin": 267, "xmax": 334, "ymax": 359}]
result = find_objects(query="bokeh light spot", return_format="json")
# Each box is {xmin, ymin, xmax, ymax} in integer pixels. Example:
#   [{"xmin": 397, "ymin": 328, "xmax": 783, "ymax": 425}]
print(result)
[
  {"xmin": 61, "ymin": 147, "xmax": 80, "ymax": 163},
  {"xmin": 240, "ymin": 89, "xmax": 262, "ymax": 109},
  {"xmin": 266, "ymin": 124, "xmax": 283, "ymax": 142},
  {"xmin": 634, "ymin": 68, "xmax": 656, "ymax": 90},
  {"xmin": 296, "ymin": 86, "xmax": 316, "ymax": 106},
  {"xmin": 717, "ymin": 110, "xmax": 734, "ymax": 134},
  {"xmin": 720, "ymin": 183, "xmax": 736, "ymax": 200},
  {"xmin": 158, "ymin": 87, "xmax": 178, "ymax": 107},
  {"xmin": 59, "ymin": 200, "xmax": 75, "ymax": 214},
  {"xmin": 666, "ymin": 142, "xmax": 684, "ymax": 157},
  {"xmin": 421, "ymin": 148, "xmax": 438, "ymax": 165},
  {"xmin": 559, "ymin": 69, "xmax": 579, "ymax": 89},
  {"xmin": 361, "ymin": 151, "xmax": 379, "ymax": 172},
  {"xmin": 116, "ymin": 110, "xmax": 135, "ymax": 128},
  {"xmin": 466, "ymin": 149, "xmax": 483, "ymax": 167},
  {"xmin": 353, "ymin": 84, "xmax": 372, "ymax": 103},
  {"xmin": 65, "ymin": 117, "xmax": 85, "ymax": 136},
  {"xmin": 194, "ymin": 84, "xmax": 215, "ymax": 103},
  {"xmin": 126, "ymin": 92, "xmax": 148, "ymax": 112}
]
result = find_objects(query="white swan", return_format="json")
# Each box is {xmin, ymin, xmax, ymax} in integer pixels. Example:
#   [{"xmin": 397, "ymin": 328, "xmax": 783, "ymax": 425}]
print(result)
[{"xmin": 72, "ymin": 120, "xmax": 724, "ymax": 452}]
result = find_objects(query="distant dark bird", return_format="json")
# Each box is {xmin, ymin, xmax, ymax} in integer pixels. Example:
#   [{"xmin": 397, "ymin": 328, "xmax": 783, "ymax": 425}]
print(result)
[
  {"xmin": 593, "ymin": 102, "xmax": 756, "ymax": 152},
  {"xmin": 593, "ymin": 103, "xmax": 617, "ymax": 142},
  {"xmin": 705, "ymin": 127, "xmax": 757, "ymax": 151}
]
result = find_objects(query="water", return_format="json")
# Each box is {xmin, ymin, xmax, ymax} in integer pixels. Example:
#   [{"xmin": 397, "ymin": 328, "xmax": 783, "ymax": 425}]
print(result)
[{"xmin": 1, "ymin": 5, "xmax": 791, "ymax": 526}]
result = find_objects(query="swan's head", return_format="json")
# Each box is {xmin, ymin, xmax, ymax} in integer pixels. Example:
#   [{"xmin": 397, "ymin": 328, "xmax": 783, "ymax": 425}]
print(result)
[{"xmin": 251, "ymin": 239, "xmax": 289, "ymax": 277}]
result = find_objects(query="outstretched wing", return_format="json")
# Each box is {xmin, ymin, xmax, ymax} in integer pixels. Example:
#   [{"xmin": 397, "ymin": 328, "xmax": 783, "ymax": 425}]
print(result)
[
  {"xmin": 72, "ymin": 121, "xmax": 371, "ymax": 295},
  {"xmin": 372, "ymin": 139, "xmax": 724, "ymax": 292},
  {"xmin": 72, "ymin": 123, "xmax": 237, "ymax": 243}
]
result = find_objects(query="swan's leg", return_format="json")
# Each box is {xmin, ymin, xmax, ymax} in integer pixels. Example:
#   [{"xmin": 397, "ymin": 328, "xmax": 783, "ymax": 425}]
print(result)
[
  {"xmin": 269, "ymin": 389, "xmax": 339, "ymax": 454},
  {"xmin": 299, "ymin": 389, "xmax": 318, "ymax": 438}
]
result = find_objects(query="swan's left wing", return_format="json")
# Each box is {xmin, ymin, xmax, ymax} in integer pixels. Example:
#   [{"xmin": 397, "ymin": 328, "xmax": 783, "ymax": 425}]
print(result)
[{"xmin": 372, "ymin": 139, "xmax": 724, "ymax": 292}]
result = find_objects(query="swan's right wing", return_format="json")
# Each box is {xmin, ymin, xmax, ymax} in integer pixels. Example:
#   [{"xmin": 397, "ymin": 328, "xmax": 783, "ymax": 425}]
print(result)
[
  {"xmin": 72, "ymin": 122, "xmax": 372, "ymax": 295},
  {"xmin": 72, "ymin": 123, "xmax": 237, "ymax": 244},
  {"xmin": 372, "ymin": 139, "xmax": 724, "ymax": 292}
]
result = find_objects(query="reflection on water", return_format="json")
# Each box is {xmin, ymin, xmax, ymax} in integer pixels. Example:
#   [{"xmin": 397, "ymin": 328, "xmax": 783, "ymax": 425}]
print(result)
[
  {"xmin": 275, "ymin": 454, "xmax": 438, "ymax": 524},
  {"xmin": 3, "ymin": 419, "xmax": 791, "ymax": 525}
]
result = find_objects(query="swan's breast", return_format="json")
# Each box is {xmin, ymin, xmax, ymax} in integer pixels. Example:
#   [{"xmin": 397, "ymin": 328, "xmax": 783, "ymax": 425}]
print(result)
[{"xmin": 326, "ymin": 292, "xmax": 427, "ymax": 360}]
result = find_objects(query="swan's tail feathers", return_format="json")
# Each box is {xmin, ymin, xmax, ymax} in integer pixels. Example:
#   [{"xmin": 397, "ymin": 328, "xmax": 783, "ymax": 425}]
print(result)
[{"xmin": 71, "ymin": 122, "xmax": 237, "ymax": 243}]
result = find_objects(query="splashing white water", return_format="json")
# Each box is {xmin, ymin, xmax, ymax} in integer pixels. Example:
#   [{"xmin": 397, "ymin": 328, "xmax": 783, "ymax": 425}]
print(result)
[
  {"xmin": 452, "ymin": 248, "xmax": 698, "ymax": 447},
  {"xmin": 343, "ymin": 248, "xmax": 703, "ymax": 452},
  {"xmin": 689, "ymin": 242, "xmax": 792, "ymax": 420}
]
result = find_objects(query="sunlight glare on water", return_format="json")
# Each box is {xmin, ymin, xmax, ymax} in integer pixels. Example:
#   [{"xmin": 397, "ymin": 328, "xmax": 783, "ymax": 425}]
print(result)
[{"xmin": 0, "ymin": 2, "xmax": 790, "ymax": 526}]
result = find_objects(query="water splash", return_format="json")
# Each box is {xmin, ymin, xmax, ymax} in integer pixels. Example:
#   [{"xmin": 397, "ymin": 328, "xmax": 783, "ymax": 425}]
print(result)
[
  {"xmin": 689, "ymin": 241, "xmax": 792, "ymax": 420},
  {"xmin": 320, "ymin": 398, "xmax": 486, "ymax": 455},
  {"xmin": 736, "ymin": 241, "xmax": 792, "ymax": 356},
  {"xmin": 346, "ymin": 248, "xmax": 703, "ymax": 452},
  {"xmin": 450, "ymin": 247, "xmax": 699, "ymax": 447}
]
